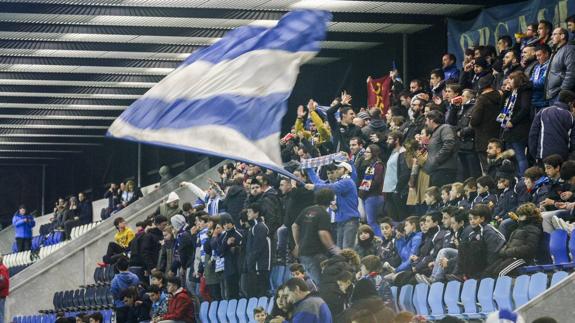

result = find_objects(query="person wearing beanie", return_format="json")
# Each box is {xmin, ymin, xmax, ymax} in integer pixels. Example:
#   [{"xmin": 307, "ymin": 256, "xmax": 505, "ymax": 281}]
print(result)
[
  {"xmin": 354, "ymin": 225, "xmax": 381, "ymax": 258},
  {"xmin": 12, "ymin": 205, "xmax": 35, "ymax": 252}
]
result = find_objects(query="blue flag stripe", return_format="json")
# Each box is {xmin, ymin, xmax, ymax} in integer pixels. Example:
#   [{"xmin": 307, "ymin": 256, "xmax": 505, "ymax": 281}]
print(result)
[
  {"xmin": 117, "ymin": 93, "xmax": 287, "ymax": 141},
  {"xmin": 182, "ymin": 10, "xmax": 330, "ymax": 66}
]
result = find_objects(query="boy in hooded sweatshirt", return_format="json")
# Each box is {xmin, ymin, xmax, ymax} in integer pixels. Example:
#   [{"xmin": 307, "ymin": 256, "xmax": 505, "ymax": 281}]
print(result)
[
  {"xmin": 12, "ymin": 205, "xmax": 35, "ymax": 252},
  {"xmin": 111, "ymin": 257, "xmax": 140, "ymax": 322}
]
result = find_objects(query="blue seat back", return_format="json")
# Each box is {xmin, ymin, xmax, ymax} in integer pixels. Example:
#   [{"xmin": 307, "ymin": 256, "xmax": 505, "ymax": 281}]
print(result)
[
  {"xmin": 270, "ymin": 265, "xmax": 286, "ymax": 291},
  {"xmin": 208, "ymin": 300, "xmax": 219, "ymax": 323},
  {"xmin": 217, "ymin": 300, "xmax": 228, "ymax": 323},
  {"xmin": 428, "ymin": 282, "xmax": 445, "ymax": 316},
  {"xmin": 398, "ymin": 284, "xmax": 415, "ymax": 313},
  {"xmin": 257, "ymin": 296, "xmax": 268, "ymax": 310},
  {"xmin": 246, "ymin": 297, "xmax": 259, "ymax": 323},
  {"xmin": 413, "ymin": 283, "xmax": 429, "ymax": 315},
  {"xmin": 199, "ymin": 301, "xmax": 210, "ymax": 323},
  {"xmin": 512, "ymin": 275, "xmax": 530, "ymax": 308},
  {"xmin": 461, "ymin": 279, "xmax": 478, "ymax": 314},
  {"xmin": 226, "ymin": 299, "xmax": 238, "ymax": 323},
  {"xmin": 444, "ymin": 281, "xmax": 462, "ymax": 315},
  {"xmin": 570, "ymin": 229, "xmax": 575, "ymax": 260},
  {"xmin": 528, "ymin": 272, "xmax": 548, "ymax": 300},
  {"xmin": 550, "ymin": 229, "xmax": 570, "ymax": 264},
  {"xmin": 477, "ymin": 278, "xmax": 496, "ymax": 313},
  {"xmin": 267, "ymin": 297, "xmax": 275, "ymax": 314},
  {"xmin": 493, "ymin": 276, "xmax": 513, "ymax": 311},
  {"xmin": 236, "ymin": 298, "xmax": 248, "ymax": 323},
  {"xmin": 551, "ymin": 271, "xmax": 569, "ymax": 286}
]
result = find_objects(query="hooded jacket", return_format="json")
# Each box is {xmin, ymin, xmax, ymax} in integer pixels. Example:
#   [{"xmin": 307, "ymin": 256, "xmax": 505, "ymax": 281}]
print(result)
[
  {"xmin": 291, "ymin": 292, "xmax": 333, "ymax": 323},
  {"xmin": 12, "ymin": 212, "xmax": 35, "ymax": 239},
  {"xmin": 111, "ymin": 271, "xmax": 140, "ymax": 308},
  {"xmin": 470, "ymin": 90, "xmax": 503, "ymax": 152},
  {"xmin": 309, "ymin": 170, "xmax": 360, "ymax": 223},
  {"xmin": 395, "ymin": 231, "xmax": 423, "ymax": 272},
  {"xmin": 162, "ymin": 288, "xmax": 196, "ymax": 323},
  {"xmin": 221, "ymin": 184, "xmax": 247, "ymax": 227},
  {"xmin": 259, "ymin": 187, "xmax": 283, "ymax": 236},
  {"xmin": 498, "ymin": 218, "xmax": 542, "ymax": 263},
  {"xmin": 528, "ymin": 101, "xmax": 575, "ymax": 160},
  {"xmin": 140, "ymin": 227, "xmax": 163, "ymax": 271}
]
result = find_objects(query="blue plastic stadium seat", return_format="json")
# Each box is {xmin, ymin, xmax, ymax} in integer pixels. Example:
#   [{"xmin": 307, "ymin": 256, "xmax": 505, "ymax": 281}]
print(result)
[
  {"xmin": 270, "ymin": 265, "xmax": 286, "ymax": 292},
  {"xmin": 199, "ymin": 301, "xmax": 210, "ymax": 323},
  {"xmin": 226, "ymin": 299, "xmax": 238, "ymax": 323},
  {"xmin": 236, "ymin": 298, "xmax": 248, "ymax": 323},
  {"xmin": 444, "ymin": 281, "xmax": 463, "ymax": 317},
  {"xmin": 208, "ymin": 301, "xmax": 220, "ymax": 323},
  {"xmin": 528, "ymin": 272, "xmax": 548, "ymax": 300},
  {"xmin": 267, "ymin": 297, "xmax": 275, "ymax": 314},
  {"xmin": 390, "ymin": 286, "xmax": 399, "ymax": 313},
  {"xmin": 427, "ymin": 282, "xmax": 446, "ymax": 320},
  {"xmin": 216, "ymin": 300, "xmax": 227, "ymax": 323},
  {"xmin": 461, "ymin": 279, "xmax": 481, "ymax": 319},
  {"xmin": 512, "ymin": 275, "xmax": 530, "ymax": 308},
  {"xmin": 413, "ymin": 283, "xmax": 429, "ymax": 316},
  {"xmin": 493, "ymin": 276, "xmax": 514, "ymax": 311},
  {"xmin": 541, "ymin": 230, "xmax": 570, "ymax": 270},
  {"xmin": 398, "ymin": 284, "xmax": 415, "ymax": 313},
  {"xmin": 257, "ymin": 296, "xmax": 268, "ymax": 310},
  {"xmin": 246, "ymin": 297, "xmax": 259, "ymax": 323},
  {"xmin": 477, "ymin": 278, "xmax": 496, "ymax": 317},
  {"xmin": 551, "ymin": 271, "xmax": 569, "ymax": 286}
]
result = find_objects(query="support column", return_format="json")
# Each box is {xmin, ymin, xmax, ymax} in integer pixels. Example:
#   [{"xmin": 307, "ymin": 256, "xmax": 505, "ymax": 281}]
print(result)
[
  {"xmin": 137, "ymin": 144, "xmax": 142, "ymax": 187},
  {"xmin": 41, "ymin": 164, "xmax": 46, "ymax": 216},
  {"xmin": 402, "ymin": 33, "xmax": 408, "ymax": 83}
]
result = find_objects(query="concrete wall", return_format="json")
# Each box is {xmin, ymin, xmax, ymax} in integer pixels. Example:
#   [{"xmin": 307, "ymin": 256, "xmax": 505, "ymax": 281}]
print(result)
[
  {"xmin": 517, "ymin": 272, "xmax": 575, "ymax": 322},
  {"xmin": 5, "ymin": 159, "xmax": 225, "ymax": 320}
]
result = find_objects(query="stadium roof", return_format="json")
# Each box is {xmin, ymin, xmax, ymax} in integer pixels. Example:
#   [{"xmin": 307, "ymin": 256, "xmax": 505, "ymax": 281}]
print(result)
[{"xmin": 0, "ymin": 0, "xmax": 522, "ymax": 162}]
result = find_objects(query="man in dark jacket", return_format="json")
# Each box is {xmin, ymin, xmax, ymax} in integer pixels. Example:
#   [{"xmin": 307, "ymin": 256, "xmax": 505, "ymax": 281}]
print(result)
[
  {"xmin": 529, "ymin": 90, "xmax": 575, "ymax": 162},
  {"xmin": 140, "ymin": 215, "xmax": 168, "ymax": 276},
  {"xmin": 279, "ymin": 177, "xmax": 314, "ymax": 263},
  {"xmin": 494, "ymin": 49, "xmax": 523, "ymax": 90},
  {"xmin": 522, "ymin": 45, "xmax": 538, "ymax": 77},
  {"xmin": 258, "ymin": 174, "xmax": 283, "ymax": 237},
  {"xmin": 218, "ymin": 213, "xmax": 244, "ymax": 299},
  {"xmin": 423, "ymin": 110, "xmax": 458, "ymax": 187},
  {"xmin": 327, "ymin": 93, "xmax": 364, "ymax": 153},
  {"xmin": 221, "ymin": 176, "xmax": 247, "ymax": 227},
  {"xmin": 245, "ymin": 204, "xmax": 271, "ymax": 298},
  {"xmin": 545, "ymin": 28, "xmax": 575, "ymax": 102},
  {"xmin": 77, "ymin": 192, "xmax": 93, "ymax": 225},
  {"xmin": 470, "ymin": 74, "xmax": 503, "ymax": 173},
  {"xmin": 403, "ymin": 97, "xmax": 427, "ymax": 141}
]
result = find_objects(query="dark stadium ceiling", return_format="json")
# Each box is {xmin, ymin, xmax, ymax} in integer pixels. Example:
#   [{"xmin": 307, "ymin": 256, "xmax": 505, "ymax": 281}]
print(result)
[{"xmin": 0, "ymin": 0, "xmax": 523, "ymax": 163}]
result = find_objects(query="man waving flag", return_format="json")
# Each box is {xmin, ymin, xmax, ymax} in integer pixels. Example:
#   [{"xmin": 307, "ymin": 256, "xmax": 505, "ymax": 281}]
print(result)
[{"xmin": 107, "ymin": 10, "xmax": 332, "ymax": 178}]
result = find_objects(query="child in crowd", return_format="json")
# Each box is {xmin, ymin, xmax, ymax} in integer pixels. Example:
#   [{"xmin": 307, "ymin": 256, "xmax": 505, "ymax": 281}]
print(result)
[
  {"xmin": 449, "ymin": 182, "xmax": 469, "ymax": 208},
  {"xmin": 494, "ymin": 161, "xmax": 519, "ymax": 239},
  {"xmin": 253, "ymin": 307, "xmax": 267, "ymax": 323},
  {"xmin": 519, "ymin": 167, "xmax": 550, "ymax": 206},
  {"xmin": 440, "ymin": 184, "xmax": 451, "ymax": 207},
  {"xmin": 354, "ymin": 224, "xmax": 382, "ymax": 258},
  {"xmin": 424, "ymin": 187, "xmax": 442, "ymax": 213},
  {"xmin": 463, "ymin": 177, "xmax": 478, "ymax": 206},
  {"xmin": 378, "ymin": 218, "xmax": 401, "ymax": 270},
  {"xmin": 473, "ymin": 176, "xmax": 498, "ymax": 208},
  {"xmin": 357, "ymin": 255, "xmax": 394, "ymax": 308},
  {"xmin": 290, "ymin": 263, "xmax": 318, "ymax": 292}
]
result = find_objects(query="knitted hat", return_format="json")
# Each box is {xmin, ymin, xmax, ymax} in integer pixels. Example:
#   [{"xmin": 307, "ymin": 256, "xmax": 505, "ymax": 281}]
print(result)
[
  {"xmin": 496, "ymin": 159, "xmax": 516, "ymax": 181},
  {"xmin": 475, "ymin": 57, "xmax": 490, "ymax": 69},
  {"xmin": 170, "ymin": 214, "xmax": 186, "ymax": 232},
  {"xmin": 477, "ymin": 74, "xmax": 495, "ymax": 91},
  {"xmin": 219, "ymin": 212, "xmax": 234, "ymax": 226},
  {"xmin": 357, "ymin": 111, "xmax": 371, "ymax": 120}
]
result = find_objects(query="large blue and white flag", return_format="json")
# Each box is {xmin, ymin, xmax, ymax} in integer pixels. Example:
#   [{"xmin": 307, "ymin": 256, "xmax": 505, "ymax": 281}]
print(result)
[{"xmin": 107, "ymin": 10, "xmax": 332, "ymax": 177}]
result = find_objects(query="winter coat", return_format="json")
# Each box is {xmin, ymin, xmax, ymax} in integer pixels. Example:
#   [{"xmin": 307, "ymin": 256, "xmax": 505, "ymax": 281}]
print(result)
[
  {"xmin": 378, "ymin": 237, "xmax": 401, "ymax": 268},
  {"xmin": 140, "ymin": 227, "xmax": 163, "ymax": 271},
  {"xmin": 162, "ymin": 288, "xmax": 196, "ymax": 323},
  {"xmin": 111, "ymin": 271, "xmax": 140, "ymax": 307},
  {"xmin": 485, "ymin": 150, "xmax": 515, "ymax": 179},
  {"xmin": 501, "ymin": 84, "xmax": 533, "ymax": 143},
  {"xmin": 259, "ymin": 187, "xmax": 283, "ymax": 236},
  {"xmin": 470, "ymin": 90, "xmax": 503, "ymax": 153},
  {"xmin": 545, "ymin": 43, "xmax": 575, "ymax": 100},
  {"xmin": 291, "ymin": 292, "xmax": 333, "ymax": 323},
  {"xmin": 245, "ymin": 219, "xmax": 271, "ymax": 272},
  {"xmin": 78, "ymin": 200, "xmax": 93, "ymax": 225},
  {"xmin": 494, "ymin": 187, "xmax": 518, "ymax": 221},
  {"xmin": 327, "ymin": 102, "xmax": 365, "ymax": 153},
  {"xmin": 516, "ymin": 178, "xmax": 550, "ymax": 206},
  {"xmin": 524, "ymin": 59, "xmax": 537, "ymax": 78},
  {"xmin": 403, "ymin": 113, "xmax": 426, "ymax": 141},
  {"xmin": 177, "ymin": 230, "xmax": 196, "ymax": 271},
  {"xmin": 422, "ymin": 124, "xmax": 458, "ymax": 174},
  {"xmin": 530, "ymin": 60, "xmax": 549, "ymax": 110},
  {"xmin": 498, "ymin": 219, "xmax": 542, "ymax": 263},
  {"xmin": 354, "ymin": 237, "xmax": 382, "ymax": 258},
  {"xmin": 395, "ymin": 231, "xmax": 423, "ymax": 272},
  {"xmin": 0, "ymin": 264, "xmax": 9, "ymax": 298},
  {"xmin": 12, "ymin": 212, "xmax": 35, "ymax": 239},
  {"xmin": 218, "ymin": 227, "xmax": 244, "ymax": 278},
  {"xmin": 452, "ymin": 101, "xmax": 476, "ymax": 151},
  {"xmin": 221, "ymin": 184, "xmax": 246, "ymax": 227},
  {"xmin": 472, "ymin": 224, "xmax": 506, "ymax": 265},
  {"xmin": 319, "ymin": 256, "xmax": 354, "ymax": 316},
  {"xmin": 528, "ymin": 101, "xmax": 575, "ymax": 160}
]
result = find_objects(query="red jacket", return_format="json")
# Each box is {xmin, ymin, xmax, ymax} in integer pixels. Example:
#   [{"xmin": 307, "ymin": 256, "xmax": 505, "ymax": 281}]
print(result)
[
  {"xmin": 0, "ymin": 264, "xmax": 9, "ymax": 298},
  {"xmin": 162, "ymin": 288, "xmax": 195, "ymax": 323}
]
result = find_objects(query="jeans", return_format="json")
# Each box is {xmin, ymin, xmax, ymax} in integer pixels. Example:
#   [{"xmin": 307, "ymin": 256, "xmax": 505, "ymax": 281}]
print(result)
[
  {"xmin": 363, "ymin": 196, "xmax": 384, "ymax": 237},
  {"xmin": 507, "ymin": 141, "xmax": 528, "ymax": 176},
  {"xmin": 542, "ymin": 209, "xmax": 573, "ymax": 233},
  {"xmin": 336, "ymin": 218, "xmax": 359, "ymax": 249},
  {"xmin": 300, "ymin": 254, "xmax": 326, "ymax": 285},
  {"xmin": 431, "ymin": 248, "xmax": 458, "ymax": 281},
  {"xmin": 0, "ymin": 297, "xmax": 4, "ymax": 323}
]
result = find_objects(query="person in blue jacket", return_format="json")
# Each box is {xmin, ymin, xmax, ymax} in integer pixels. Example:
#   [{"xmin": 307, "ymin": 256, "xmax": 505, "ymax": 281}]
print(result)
[
  {"xmin": 12, "ymin": 205, "xmax": 35, "ymax": 252},
  {"xmin": 385, "ymin": 216, "xmax": 422, "ymax": 279},
  {"xmin": 305, "ymin": 161, "xmax": 360, "ymax": 249}
]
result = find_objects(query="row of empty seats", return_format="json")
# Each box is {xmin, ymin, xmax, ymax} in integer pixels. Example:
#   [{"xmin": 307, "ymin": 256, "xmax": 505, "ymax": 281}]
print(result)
[
  {"xmin": 70, "ymin": 222, "xmax": 101, "ymax": 241},
  {"xmin": 522, "ymin": 229, "xmax": 575, "ymax": 273},
  {"xmin": 395, "ymin": 271, "xmax": 570, "ymax": 321},
  {"xmin": 200, "ymin": 296, "xmax": 273, "ymax": 323},
  {"xmin": 14, "ymin": 310, "xmax": 113, "ymax": 323},
  {"xmin": 45, "ymin": 286, "xmax": 114, "ymax": 313},
  {"xmin": 10, "ymin": 232, "xmax": 64, "ymax": 253}
]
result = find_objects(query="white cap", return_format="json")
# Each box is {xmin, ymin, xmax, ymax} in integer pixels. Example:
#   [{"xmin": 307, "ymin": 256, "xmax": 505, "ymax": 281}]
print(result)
[
  {"xmin": 166, "ymin": 191, "xmax": 180, "ymax": 204},
  {"xmin": 336, "ymin": 162, "xmax": 352, "ymax": 173}
]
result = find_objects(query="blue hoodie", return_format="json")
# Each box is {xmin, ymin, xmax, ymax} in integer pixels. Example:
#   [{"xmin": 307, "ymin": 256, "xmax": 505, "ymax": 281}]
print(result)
[
  {"xmin": 110, "ymin": 271, "xmax": 140, "ymax": 308},
  {"xmin": 12, "ymin": 212, "xmax": 35, "ymax": 239},
  {"xmin": 307, "ymin": 169, "xmax": 360, "ymax": 223},
  {"xmin": 290, "ymin": 293, "xmax": 332, "ymax": 323}
]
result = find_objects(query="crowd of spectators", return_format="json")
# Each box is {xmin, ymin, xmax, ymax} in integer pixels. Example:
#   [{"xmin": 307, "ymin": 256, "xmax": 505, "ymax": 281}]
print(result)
[{"xmin": 16, "ymin": 15, "xmax": 575, "ymax": 323}]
